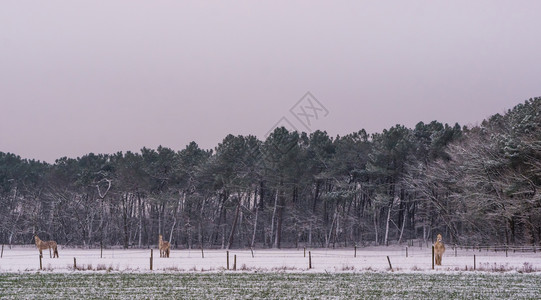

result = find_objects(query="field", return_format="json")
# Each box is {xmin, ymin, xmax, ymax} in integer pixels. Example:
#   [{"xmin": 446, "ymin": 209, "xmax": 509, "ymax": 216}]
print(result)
[
  {"xmin": 0, "ymin": 245, "xmax": 540, "ymax": 299},
  {"xmin": 1, "ymin": 272, "xmax": 541, "ymax": 299}
]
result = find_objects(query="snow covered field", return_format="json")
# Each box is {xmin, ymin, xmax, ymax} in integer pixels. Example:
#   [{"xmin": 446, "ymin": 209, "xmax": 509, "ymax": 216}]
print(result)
[
  {"xmin": 1, "ymin": 245, "xmax": 540, "ymax": 299},
  {"xmin": 2, "ymin": 272, "xmax": 541, "ymax": 299},
  {"xmin": 0, "ymin": 244, "xmax": 539, "ymax": 273}
]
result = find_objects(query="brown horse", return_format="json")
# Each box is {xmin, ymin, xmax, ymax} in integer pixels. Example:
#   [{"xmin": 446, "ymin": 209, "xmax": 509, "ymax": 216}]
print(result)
[
  {"xmin": 434, "ymin": 234, "xmax": 445, "ymax": 265},
  {"xmin": 34, "ymin": 235, "xmax": 59, "ymax": 258},
  {"xmin": 159, "ymin": 234, "xmax": 170, "ymax": 258}
]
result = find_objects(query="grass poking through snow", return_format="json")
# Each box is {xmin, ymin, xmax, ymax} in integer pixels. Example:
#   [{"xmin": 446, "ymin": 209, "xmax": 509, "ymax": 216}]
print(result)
[{"xmin": 0, "ymin": 272, "xmax": 540, "ymax": 299}]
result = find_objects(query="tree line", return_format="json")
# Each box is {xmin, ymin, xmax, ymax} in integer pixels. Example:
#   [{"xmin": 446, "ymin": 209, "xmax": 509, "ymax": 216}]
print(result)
[{"xmin": 1, "ymin": 98, "xmax": 540, "ymax": 249}]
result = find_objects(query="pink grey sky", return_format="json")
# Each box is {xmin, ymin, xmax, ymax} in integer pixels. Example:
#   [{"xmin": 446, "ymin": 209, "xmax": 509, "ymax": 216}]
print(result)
[{"xmin": 1, "ymin": 1, "xmax": 541, "ymax": 163}]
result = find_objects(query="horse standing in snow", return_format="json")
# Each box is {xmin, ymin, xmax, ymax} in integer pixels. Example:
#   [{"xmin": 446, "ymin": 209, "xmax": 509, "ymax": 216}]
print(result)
[
  {"xmin": 34, "ymin": 235, "xmax": 59, "ymax": 258},
  {"xmin": 159, "ymin": 234, "xmax": 170, "ymax": 258},
  {"xmin": 434, "ymin": 234, "xmax": 445, "ymax": 265}
]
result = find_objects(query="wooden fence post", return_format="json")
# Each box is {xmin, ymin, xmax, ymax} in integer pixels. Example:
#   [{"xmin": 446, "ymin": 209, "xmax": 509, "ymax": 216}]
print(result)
[
  {"xmin": 432, "ymin": 245, "xmax": 435, "ymax": 270},
  {"xmin": 455, "ymin": 245, "xmax": 457, "ymax": 257},
  {"xmin": 227, "ymin": 251, "xmax": 230, "ymax": 270},
  {"xmin": 100, "ymin": 242, "xmax": 103, "ymax": 259},
  {"xmin": 250, "ymin": 247, "xmax": 254, "ymax": 258},
  {"xmin": 474, "ymin": 255, "xmax": 476, "ymax": 271},
  {"xmin": 308, "ymin": 251, "xmax": 312, "ymax": 269},
  {"xmin": 150, "ymin": 249, "xmax": 153, "ymax": 271},
  {"xmin": 354, "ymin": 245, "xmax": 357, "ymax": 258},
  {"xmin": 304, "ymin": 247, "xmax": 306, "ymax": 258},
  {"xmin": 233, "ymin": 255, "xmax": 237, "ymax": 271},
  {"xmin": 201, "ymin": 246, "xmax": 204, "ymax": 258},
  {"xmin": 74, "ymin": 257, "xmax": 77, "ymax": 270},
  {"xmin": 1, "ymin": 244, "xmax": 3, "ymax": 258},
  {"xmin": 387, "ymin": 256, "xmax": 393, "ymax": 271},
  {"xmin": 39, "ymin": 254, "xmax": 42, "ymax": 270},
  {"xmin": 406, "ymin": 246, "xmax": 408, "ymax": 258}
]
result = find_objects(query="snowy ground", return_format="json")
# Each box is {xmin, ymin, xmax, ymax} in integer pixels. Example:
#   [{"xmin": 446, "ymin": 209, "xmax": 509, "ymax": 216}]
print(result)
[
  {"xmin": 1, "ymin": 246, "xmax": 540, "ymax": 299},
  {"xmin": 0, "ymin": 244, "xmax": 539, "ymax": 273},
  {"xmin": 2, "ymin": 272, "xmax": 541, "ymax": 299}
]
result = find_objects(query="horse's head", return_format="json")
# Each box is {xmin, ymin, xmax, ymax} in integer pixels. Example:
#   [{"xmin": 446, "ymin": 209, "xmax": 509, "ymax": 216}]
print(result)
[{"xmin": 437, "ymin": 234, "xmax": 443, "ymax": 242}]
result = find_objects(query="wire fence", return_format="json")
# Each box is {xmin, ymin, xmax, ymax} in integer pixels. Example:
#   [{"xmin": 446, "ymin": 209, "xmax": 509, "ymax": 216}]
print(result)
[{"xmin": 1, "ymin": 243, "xmax": 539, "ymax": 273}]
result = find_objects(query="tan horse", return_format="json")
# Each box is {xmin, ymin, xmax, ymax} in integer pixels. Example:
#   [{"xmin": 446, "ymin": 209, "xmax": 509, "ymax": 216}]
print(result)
[
  {"xmin": 34, "ymin": 235, "xmax": 59, "ymax": 258},
  {"xmin": 159, "ymin": 234, "xmax": 170, "ymax": 258},
  {"xmin": 434, "ymin": 234, "xmax": 445, "ymax": 265}
]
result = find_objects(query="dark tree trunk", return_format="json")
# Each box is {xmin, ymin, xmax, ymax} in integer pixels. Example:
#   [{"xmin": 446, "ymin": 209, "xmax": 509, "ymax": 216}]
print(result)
[
  {"xmin": 227, "ymin": 196, "xmax": 241, "ymax": 249},
  {"xmin": 122, "ymin": 194, "xmax": 129, "ymax": 249}
]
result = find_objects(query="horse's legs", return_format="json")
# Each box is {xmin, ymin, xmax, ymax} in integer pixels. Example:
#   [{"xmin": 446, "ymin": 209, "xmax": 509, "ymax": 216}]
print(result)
[{"xmin": 436, "ymin": 254, "xmax": 442, "ymax": 265}]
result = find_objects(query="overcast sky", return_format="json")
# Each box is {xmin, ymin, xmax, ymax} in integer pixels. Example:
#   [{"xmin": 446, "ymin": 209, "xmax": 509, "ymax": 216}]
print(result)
[{"xmin": 1, "ymin": 1, "xmax": 541, "ymax": 163}]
